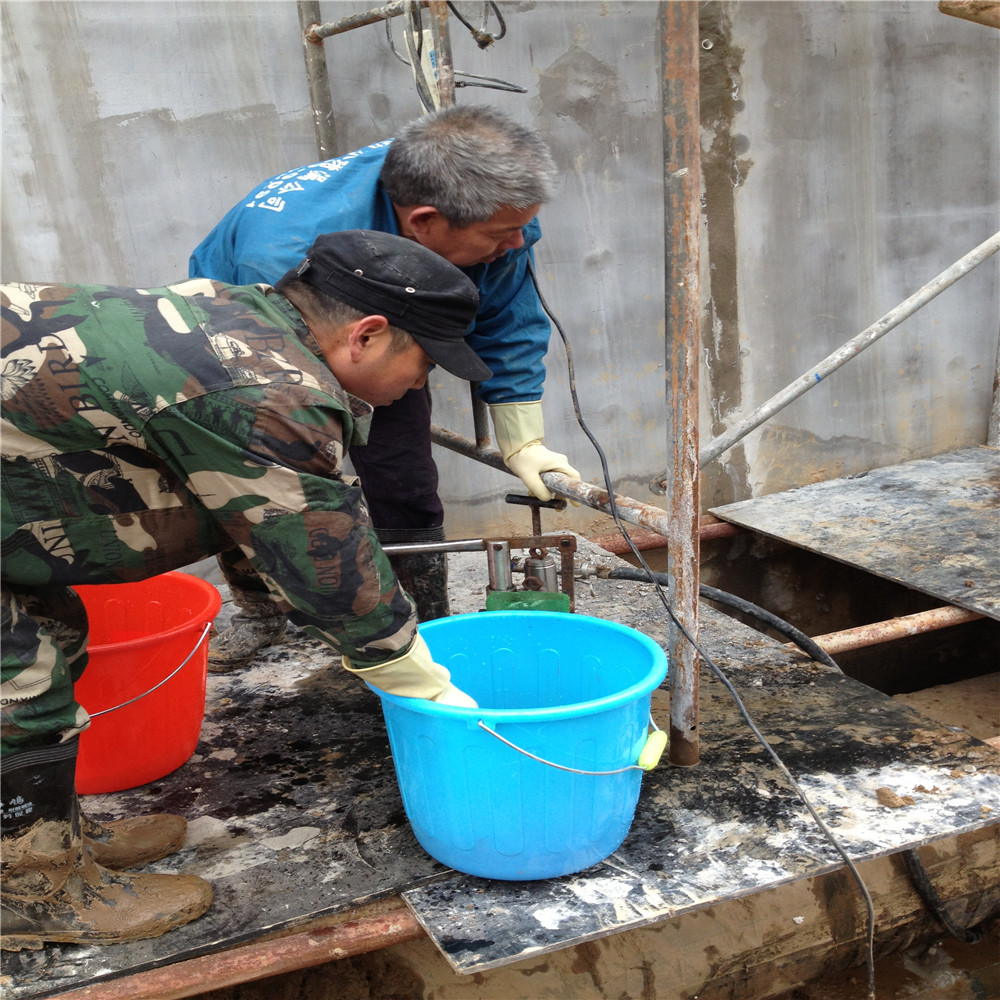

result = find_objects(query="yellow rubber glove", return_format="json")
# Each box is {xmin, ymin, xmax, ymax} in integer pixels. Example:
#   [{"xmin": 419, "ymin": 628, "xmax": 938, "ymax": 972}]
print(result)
[
  {"xmin": 489, "ymin": 401, "xmax": 580, "ymax": 502},
  {"xmin": 343, "ymin": 634, "xmax": 477, "ymax": 706}
]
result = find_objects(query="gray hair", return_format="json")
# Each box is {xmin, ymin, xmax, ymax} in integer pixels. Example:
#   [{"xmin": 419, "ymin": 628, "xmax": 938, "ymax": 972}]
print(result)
[{"xmin": 380, "ymin": 105, "xmax": 556, "ymax": 227}]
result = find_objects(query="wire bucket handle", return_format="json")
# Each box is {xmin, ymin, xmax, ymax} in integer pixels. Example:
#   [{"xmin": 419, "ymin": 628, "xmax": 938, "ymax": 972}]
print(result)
[
  {"xmin": 88, "ymin": 622, "xmax": 213, "ymax": 719},
  {"xmin": 475, "ymin": 716, "xmax": 668, "ymax": 775}
]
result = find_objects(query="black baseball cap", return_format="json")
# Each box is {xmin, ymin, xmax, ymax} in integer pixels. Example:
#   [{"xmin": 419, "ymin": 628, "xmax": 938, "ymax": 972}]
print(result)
[{"xmin": 278, "ymin": 230, "xmax": 491, "ymax": 382}]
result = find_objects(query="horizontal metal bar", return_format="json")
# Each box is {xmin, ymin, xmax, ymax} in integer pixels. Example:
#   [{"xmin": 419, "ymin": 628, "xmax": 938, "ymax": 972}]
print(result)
[
  {"xmin": 804, "ymin": 605, "xmax": 985, "ymax": 655},
  {"xmin": 382, "ymin": 538, "xmax": 486, "ymax": 556},
  {"xmin": 306, "ymin": 1, "xmax": 427, "ymax": 41},
  {"xmin": 431, "ymin": 423, "xmax": 681, "ymax": 539},
  {"xmin": 60, "ymin": 905, "xmax": 424, "ymax": 1000},
  {"xmin": 589, "ymin": 518, "xmax": 743, "ymax": 556}
]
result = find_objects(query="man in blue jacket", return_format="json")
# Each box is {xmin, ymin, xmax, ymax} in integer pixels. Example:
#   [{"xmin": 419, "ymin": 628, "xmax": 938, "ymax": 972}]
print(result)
[{"xmin": 190, "ymin": 105, "xmax": 580, "ymax": 667}]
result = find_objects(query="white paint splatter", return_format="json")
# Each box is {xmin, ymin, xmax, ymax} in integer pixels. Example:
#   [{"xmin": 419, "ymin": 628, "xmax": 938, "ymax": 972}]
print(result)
[
  {"xmin": 262, "ymin": 826, "xmax": 321, "ymax": 851},
  {"xmin": 533, "ymin": 905, "xmax": 571, "ymax": 930}
]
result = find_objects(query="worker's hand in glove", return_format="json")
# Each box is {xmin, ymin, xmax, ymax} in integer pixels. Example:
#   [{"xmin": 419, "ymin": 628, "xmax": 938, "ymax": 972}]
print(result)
[
  {"xmin": 343, "ymin": 633, "xmax": 477, "ymax": 706},
  {"xmin": 431, "ymin": 684, "xmax": 478, "ymax": 708},
  {"xmin": 489, "ymin": 400, "xmax": 580, "ymax": 502}
]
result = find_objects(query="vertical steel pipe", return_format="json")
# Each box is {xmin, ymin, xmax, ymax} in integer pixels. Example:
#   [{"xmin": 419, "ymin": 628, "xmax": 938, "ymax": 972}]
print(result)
[
  {"xmin": 426, "ymin": 1, "xmax": 456, "ymax": 107},
  {"xmin": 471, "ymin": 392, "xmax": 492, "ymax": 450},
  {"xmin": 297, "ymin": 1, "xmax": 337, "ymax": 159},
  {"xmin": 660, "ymin": 0, "xmax": 702, "ymax": 766}
]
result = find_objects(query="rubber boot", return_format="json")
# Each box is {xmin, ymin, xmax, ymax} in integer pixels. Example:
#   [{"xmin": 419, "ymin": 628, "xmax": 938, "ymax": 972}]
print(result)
[
  {"xmin": 390, "ymin": 550, "xmax": 450, "ymax": 622},
  {"xmin": 378, "ymin": 525, "xmax": 451, "ymax": 623},
  {"xmin": 1, "ymin": 740, "xmax": 213, "ymax": 951},
  {"xmin": 82, "ymin": 811, "xmax": 188, "ymax": 870},
  {"xmin": 207, "ymin": 606, "xmax": 287, "ymax": 673}
]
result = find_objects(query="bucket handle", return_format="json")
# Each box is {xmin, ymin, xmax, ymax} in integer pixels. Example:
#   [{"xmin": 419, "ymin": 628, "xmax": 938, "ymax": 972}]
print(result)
[
  {"xmin": 88, "ymin": 622, "xmax": 213, "ymax": 719},
  {"xmin": 475, "ymin": 716, "xmax": 668, "ymax": 775}
]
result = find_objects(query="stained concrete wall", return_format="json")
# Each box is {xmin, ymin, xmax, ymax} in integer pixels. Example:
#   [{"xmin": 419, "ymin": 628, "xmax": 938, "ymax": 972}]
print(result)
[{"xmin": 3, "ymin": 1, "xmax": 997, "ymax": 541}]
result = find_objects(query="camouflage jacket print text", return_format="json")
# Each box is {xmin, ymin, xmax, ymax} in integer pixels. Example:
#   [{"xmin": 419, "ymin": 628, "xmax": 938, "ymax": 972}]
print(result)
[{"xmin": 1, "ymin": 279, "xmax": 416, "ymax": 664}]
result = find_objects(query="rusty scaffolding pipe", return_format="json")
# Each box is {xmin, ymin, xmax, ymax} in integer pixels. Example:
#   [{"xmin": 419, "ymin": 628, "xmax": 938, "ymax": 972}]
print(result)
[
  {"xmin": 659, "ymin": 0, "xmax": 702, "ymax": 767},
  {"xmin": 304, "ymin": 1, "xmax": 426, "ymax": 41},
  {"xmin": 590, "ymin": 518, "xmax": 743, "ymax": 556},
  {"xmin": 688, "ymin": 231, "xmax": 1000, "ymax": 472},
  {"xmin": 60, "ymin": 906, "xmax": 424, "ymax": 1000},
  {"xmin": 430, "ymin": 425, "xmax": 709, "ymax": 549},
  {"xmin": 802, "ymin": 605, "xmax": 985, "ymax": 656}
]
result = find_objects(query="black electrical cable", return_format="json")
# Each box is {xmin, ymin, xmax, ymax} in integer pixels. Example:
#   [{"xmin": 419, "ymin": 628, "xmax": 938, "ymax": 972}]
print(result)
[
  {"xmin": 447, "ymin": 1, "xmax": 507, "ymax": 47},
  {"xmin": 601, "ymin": 435, "xmax": 985, "ymax": 948},
  {"xmin": 608, "ymin": 566, "xmax": 843, "ymax": 673},
  {"xmin": 526, "ymin": 259, "xmax": 878, "ymax": 1000},
  {"xmin": 384, "ymin": 7, "xmax": 524, "ymax": 94},
  {"xmin": 605, "ymin": 566, "xmax": 843, "ymax": 670},
  {"xmin": 902, "ymin": 849, "xmax": 984, "ymax": 945}
]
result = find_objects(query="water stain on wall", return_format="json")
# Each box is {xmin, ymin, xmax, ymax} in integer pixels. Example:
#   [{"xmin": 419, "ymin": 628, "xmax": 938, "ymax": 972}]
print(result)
[
  {"xmin": 536, "ymin": 44, "xmax": 629, "ymax": 172},
  {"xmin": 698, "ymin": 2, "xmax": 754, "ymax": 510},
  {"xmin": 1, "ymin": 3, "xmax": 114, "ymax": 282}
]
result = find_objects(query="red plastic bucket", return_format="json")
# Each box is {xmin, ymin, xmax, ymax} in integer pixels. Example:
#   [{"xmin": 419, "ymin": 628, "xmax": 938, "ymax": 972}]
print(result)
[{"xmin": 72, "ymin": 572, "xmax": 221, "ymax": 794}]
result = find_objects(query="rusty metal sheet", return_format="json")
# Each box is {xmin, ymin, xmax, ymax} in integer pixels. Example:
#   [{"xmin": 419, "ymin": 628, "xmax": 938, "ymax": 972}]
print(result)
[{"xmin": 709, "ymin": 447, "xmax": 1000, "ymax": 620}]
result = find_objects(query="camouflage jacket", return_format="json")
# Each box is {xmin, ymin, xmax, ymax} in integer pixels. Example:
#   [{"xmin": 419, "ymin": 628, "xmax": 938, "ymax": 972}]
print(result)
[{"xmin": 1, "ymin": 279, "xmax": 416, "ymax": 665}]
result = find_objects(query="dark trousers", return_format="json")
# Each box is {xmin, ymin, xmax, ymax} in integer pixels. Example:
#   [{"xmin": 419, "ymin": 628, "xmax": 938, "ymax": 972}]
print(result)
[{"xmin": 350, "ymin": 386, "xmax": 443, "ymax": 537}]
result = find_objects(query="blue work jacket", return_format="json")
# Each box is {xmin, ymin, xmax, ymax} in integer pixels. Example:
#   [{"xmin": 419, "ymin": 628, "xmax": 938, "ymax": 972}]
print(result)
[{"xmin": 189, "ymin": 141, "xmax": 551, "ymax": 403}]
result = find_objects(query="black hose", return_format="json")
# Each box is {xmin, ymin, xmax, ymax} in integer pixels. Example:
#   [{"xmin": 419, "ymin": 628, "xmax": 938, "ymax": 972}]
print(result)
[
  {"xmin": 903, "ymin": 848, "xmax": 984, "ymax": 944},
  {"xmin": 605, "ymin": 566, "xmax": 842, "ymax": 671}
]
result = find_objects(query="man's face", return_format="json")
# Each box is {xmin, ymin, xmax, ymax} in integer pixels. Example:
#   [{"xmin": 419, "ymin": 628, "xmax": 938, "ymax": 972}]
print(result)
[
  {"xmin": 417, "ymin": 204, "xmax": 541, "ymax": 268},
  {"xmin": 340, "ymin": 337, "xmax": 435, "ymax": 409}
]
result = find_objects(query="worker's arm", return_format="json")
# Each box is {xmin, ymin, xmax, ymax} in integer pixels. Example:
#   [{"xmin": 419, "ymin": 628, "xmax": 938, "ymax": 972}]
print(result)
[
  {"xmin": 343, "ymin": 634, "xmax": 477, "ymax": 707},
  {"xmin": 159, "ymin": 397, "xmax": 475, "ymax": 705},
  {"xmin": 462, "ymin": 221, "xmax": 581, "ymax": 500}
]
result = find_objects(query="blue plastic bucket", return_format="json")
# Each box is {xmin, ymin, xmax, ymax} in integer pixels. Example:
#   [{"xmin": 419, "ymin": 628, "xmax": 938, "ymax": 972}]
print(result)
[{"xmin": 371, "ymin": 611, "xmax": 669, "ymax": 880}]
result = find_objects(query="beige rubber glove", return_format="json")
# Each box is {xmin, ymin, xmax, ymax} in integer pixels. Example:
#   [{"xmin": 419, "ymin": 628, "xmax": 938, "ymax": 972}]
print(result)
[
  {"xmin": 343, "ymin": 634, "xmax": 477, "ymax": 706},
  {"xmin": 489, "ymin": 401, "xmax": 580, "ymax": 502}
]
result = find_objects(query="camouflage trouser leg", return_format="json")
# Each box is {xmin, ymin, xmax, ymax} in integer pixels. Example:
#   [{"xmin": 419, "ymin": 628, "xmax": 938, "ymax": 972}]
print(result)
[
  {"xmin": 208, "ymin": 547, "xmax": 286, "ymax": 670},
  {"xmin": 1, "ymin": 584, "xmax": 91, "ymax": 755},
  {"xmin": 215, "ymin": 546, "xmax": 277, "ymax": 612}
]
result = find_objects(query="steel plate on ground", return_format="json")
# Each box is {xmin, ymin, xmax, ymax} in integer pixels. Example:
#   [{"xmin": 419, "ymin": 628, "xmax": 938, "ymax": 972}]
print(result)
[{"xmin": 710, "ymin": 447, "xmax": 999, "ymax": 620}]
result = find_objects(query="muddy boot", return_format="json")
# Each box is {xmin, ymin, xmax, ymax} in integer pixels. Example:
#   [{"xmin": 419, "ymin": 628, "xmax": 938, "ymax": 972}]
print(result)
[
  {"xmin": 381, "ymin": 525, "xmax": 450, "ymax": 622},
  {"xmin": 82, "ymin": 810, "xmax": 188, "ymax": 870},
  {"xmin": 207, "ymin": 605, "xmax": 287, "ymax": 673},
  {"xmin": 391, "ymin": 550, "xmax": 450, "ymax": 622},
  {"xmin": 1, "ymin": 739, "xmax": 213, "ymax": 951}
]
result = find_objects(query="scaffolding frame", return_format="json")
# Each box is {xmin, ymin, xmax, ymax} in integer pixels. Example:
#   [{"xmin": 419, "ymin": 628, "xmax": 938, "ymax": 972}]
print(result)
[{"xmin": 294, "ymin": 0, "xmax": 999, "ymax": 768}]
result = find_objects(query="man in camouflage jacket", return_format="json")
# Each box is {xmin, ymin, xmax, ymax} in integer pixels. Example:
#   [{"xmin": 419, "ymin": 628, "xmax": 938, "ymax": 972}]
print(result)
[{"xmin": 0, "ymin": 230, "xmax": 485, "ymax": 951}]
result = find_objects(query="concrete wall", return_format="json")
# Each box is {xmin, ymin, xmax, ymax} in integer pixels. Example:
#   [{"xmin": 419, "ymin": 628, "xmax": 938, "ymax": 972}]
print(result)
[{"xmin": 3, "ymin": 1, "xmax": 997, "ymax": 541}]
